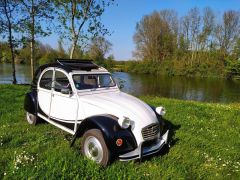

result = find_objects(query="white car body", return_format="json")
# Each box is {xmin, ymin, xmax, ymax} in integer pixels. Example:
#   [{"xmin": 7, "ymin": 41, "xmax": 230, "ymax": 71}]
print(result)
[{"xmin": 25, "ymin": 60, "xmax": 170, "ymax": 163}]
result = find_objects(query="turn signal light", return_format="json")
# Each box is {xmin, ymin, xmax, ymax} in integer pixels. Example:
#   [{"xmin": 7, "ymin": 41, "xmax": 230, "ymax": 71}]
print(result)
[{"xmin": 116, "ymin": 138, "xmax": 123, "ymax": 146}]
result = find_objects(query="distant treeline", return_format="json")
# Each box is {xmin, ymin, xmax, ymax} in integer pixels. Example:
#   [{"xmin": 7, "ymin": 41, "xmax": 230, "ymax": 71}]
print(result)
[
  {"xmin": 0, "ymin": 38, "xmax": 115, "ymax": 70},
  {"xmin": 126, "ymin": 8, "xmax": 240, "ymax": 79}
]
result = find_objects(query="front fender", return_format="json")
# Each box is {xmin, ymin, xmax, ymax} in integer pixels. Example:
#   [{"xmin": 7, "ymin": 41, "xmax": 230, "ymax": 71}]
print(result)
[{"xmin": 74, "ymin": 115, "xmax": 137, "ymax": 156}]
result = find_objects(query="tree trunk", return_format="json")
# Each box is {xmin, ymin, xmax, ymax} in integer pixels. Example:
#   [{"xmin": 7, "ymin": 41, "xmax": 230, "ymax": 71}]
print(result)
[
  {"xmin": 70, "ymin": 38, "xmax": 77, "ymax": 59},
  {"xmin": 9, "ymin": 28, "xmax": 17, "ymax": 84},
  {"xmin": 70, "ymin": 43, "xmax": 75, "ymax": 59},
  {"xmin": 30, "ymin": 40, "xmax": 34, "ymax": 78},
  {"xmin": 30, "ymin": 0, "xmax": 35, "ymax": 79},
  {"xmin": 4, "ymin": 0, "xmax": 17, "ymax": 84}
]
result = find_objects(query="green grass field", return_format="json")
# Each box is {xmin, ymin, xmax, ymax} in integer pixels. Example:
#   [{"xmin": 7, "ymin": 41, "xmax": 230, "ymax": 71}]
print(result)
[{"xmin": 0, "ymin": 84, "xmax": 240, "ymax": 179}]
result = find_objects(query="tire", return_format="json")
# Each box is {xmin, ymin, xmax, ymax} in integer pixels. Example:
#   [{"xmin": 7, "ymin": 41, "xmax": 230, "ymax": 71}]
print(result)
[
  {"xmin": 81, "ymin": 129, "xmax": 111, "ymax": 166},
  {"xmin": 26, "ymin": 112, "xmax": 38, "ymax": 125}
]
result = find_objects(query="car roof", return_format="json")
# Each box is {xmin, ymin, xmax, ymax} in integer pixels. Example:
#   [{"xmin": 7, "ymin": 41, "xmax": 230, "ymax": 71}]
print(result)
[
  {"xmin": 31, "ymin": 59, "xmax": 107, "ymax": 89},
  {"xmin": 38, "ymin": 59, "xmax": 102, "ymax": 73}
]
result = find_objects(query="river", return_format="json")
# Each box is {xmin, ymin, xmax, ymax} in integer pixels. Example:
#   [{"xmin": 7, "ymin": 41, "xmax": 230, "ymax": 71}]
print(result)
[{"xmin": 1, "ymin": 63, "xmax": 240, "ymax": 103}]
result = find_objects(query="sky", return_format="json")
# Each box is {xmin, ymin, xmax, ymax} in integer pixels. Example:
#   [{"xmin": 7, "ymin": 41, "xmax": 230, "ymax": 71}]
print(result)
[{"xmin": 42, "ymin": 0, "xmax": 240, "ymax": 60}]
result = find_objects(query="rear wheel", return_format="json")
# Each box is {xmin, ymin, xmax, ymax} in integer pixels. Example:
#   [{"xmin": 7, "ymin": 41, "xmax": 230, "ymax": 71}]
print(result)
[
  {"xmin": 81, "ymin": 129, "xmax": 110, "ymax": 166},
  {"xmin": 26, "ymin": 112, "xmax": 38, "ymax": 125}
]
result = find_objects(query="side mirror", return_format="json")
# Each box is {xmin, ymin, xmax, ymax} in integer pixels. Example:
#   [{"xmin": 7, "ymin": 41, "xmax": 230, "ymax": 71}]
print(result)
[
  {"xmin": 114, "ymin": 77, "xmax": 125, "ymax": 90},
  {"xmin": 61, "ymin": 88, "xmax": 72, "ymax": 95}
]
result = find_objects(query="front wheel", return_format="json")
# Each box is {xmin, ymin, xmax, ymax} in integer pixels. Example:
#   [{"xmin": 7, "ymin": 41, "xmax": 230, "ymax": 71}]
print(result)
[
  {"xmin": 81, "ymin": 129, "xmax": 111, "ymax": 166},
  {"xmin": 26, "ymin": 112, "xmax": 39, "ymax": 125}
]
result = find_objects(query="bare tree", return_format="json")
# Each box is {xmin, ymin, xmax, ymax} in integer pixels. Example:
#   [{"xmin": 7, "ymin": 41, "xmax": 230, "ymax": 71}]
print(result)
[
  {"xmin": 159, "ymin": 9, "xmax": 178, "ymax": 36},
  {"xmin": 181, "ymin": 15, "xmax": 190, "ymax": 50},
  {"xmin": 0, "ymin": 0, "xmax": 20, "ymax": 84},
  {"xmin": 215, "ymin": 10, "xmax": 240, "ymax": 54},
  {"xmin": 223, "ymin": 10, "xmax": 240, "ymax": 52},
  {"xmin": 54, "ymin": 0, "xmax": 115, "ymax": 59},
  {"xmin": 133, "ymin": 11, "xmax": 176, "ymax": 62},
  {"xmin": 199, "ymin": 7, "xmax": 215, "ymax": 50}
]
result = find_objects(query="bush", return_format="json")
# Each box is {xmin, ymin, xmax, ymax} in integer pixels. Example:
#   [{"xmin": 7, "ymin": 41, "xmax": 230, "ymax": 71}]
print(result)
[
  {"xmin": 226, "ymin": 59, "xmax": 240, "ymax": 79},
  {"xmin": 38, "ymin": 51, "xmax": 58, "ymax": 65}
]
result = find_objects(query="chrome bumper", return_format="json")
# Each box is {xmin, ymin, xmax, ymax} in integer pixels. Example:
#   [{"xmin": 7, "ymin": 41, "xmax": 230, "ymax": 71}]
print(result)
[{"xmin": 119, "ymin": 130, "xmax": 169, "ymax": 161}]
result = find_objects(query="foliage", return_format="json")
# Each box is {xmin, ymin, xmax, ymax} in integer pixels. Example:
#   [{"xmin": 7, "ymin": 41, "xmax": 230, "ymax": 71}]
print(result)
[
  {"xmin": 88, "ymin": 36, "xmax": 112, "ymax": 64},
  {"xmin": 103, "ymin": 54, "xmax": 115, "ymax": 70},
  {"xmin": 38, "ymin": 51, "xmax": 58, "ymax": 65},
  {"xmin": 225, "ymin": 59, "xmax": 240, "ymax": 79},
  {"xmin": 0, "ymin": 41, "xmax": 11, "ymax": 63},
  {"xmin": 19, "ymin": 0, "xmax": 54, "ymax": 38},
  {"xmin": 130, "ymin": 8, "xmax": 240, "ymax": 79},
  {"xmin": 133, "ymin": 11, "xmax": 177, "ymax": 61},
  {"xmin": 54, "ymin": 0, "xmax": 115, "ymax": 58},
  {"xmin": 0, "ymin": 85, "xmax": 240, "ymax": 179}
]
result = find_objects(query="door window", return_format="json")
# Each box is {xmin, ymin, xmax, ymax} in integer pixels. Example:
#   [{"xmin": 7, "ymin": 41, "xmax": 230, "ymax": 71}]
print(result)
[
  {"xmin": 54, "ymin": 71, "xmax": 71, "ymax": 92},
  {"xmin": 39, "ymin": 70, "xmax": 53, "ymax": 90}
]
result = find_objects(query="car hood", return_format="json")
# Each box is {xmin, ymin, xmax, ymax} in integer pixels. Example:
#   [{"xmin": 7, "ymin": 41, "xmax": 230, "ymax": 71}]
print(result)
[{"xmin": 78, "ymin": 91, "xmax": 158, "ymax": 128}]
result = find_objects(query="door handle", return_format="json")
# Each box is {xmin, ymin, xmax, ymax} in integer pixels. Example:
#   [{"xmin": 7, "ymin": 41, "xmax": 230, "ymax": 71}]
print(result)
[{"xmin": 52, "ymin": 94, "xmax": 54, "ymax": 97}]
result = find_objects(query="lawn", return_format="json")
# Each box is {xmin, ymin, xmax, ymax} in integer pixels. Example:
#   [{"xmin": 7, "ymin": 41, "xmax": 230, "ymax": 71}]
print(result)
[{"xmin": 0, "ymin": 84, "xmax": 239, "ymax": 179}]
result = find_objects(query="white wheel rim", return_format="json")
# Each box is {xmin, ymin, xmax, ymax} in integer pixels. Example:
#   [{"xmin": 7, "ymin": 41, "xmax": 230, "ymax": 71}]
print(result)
[
  {"xmin": 26, "ymin": 112, "xmax": 34, "ymax": 124},
  {"xmin": 84, "ymin": 136, "xmax": 103, "ymax": 163}
]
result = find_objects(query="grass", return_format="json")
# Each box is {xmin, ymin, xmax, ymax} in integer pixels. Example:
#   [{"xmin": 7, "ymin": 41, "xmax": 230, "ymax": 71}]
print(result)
[{"xmin": 0, "ymin": 84, "xmax": 240, "ymax": 179}]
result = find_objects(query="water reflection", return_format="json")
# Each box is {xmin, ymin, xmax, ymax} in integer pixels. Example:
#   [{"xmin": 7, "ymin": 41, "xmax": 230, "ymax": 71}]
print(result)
[
  {"xmin": 112, "ymin": 72, "xmax": 240, "ymax": 103},
  {"xmin": 0, "ymin": 64, "xmax": 239, "ymax": 103},
  {"xmin": 0, "ymin": 63, "xmax": 32, "ymax": 84}
]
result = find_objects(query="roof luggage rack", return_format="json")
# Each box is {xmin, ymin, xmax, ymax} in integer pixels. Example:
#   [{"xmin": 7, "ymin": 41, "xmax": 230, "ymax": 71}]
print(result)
[{"xmin": 56, "ymin": 59, "xmax": 99, "ymax": 71}]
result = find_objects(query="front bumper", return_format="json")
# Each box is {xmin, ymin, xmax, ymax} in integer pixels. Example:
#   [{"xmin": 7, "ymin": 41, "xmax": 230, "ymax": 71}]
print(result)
[{"xmin": 119, "ymin": 130, "xmax": 169, "ymax": 161}]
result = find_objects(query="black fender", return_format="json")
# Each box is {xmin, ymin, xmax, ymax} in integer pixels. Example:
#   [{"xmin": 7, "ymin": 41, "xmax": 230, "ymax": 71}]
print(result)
[
  {"xmin": 24, "ymin": 90, "xmax": 38, "ymax": 115},
  {"xmin": 71, "ymin": 115, "xmax": 137, "ymax": 156}
]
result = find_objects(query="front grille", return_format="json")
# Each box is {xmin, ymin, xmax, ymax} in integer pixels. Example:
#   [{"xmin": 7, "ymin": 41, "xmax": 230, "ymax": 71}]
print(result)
[{"xmin": 142, "ymin": 123, "xmax": 160, "ymax": 140}]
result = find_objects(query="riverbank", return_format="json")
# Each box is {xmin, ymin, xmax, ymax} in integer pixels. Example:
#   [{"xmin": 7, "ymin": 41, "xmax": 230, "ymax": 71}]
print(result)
[
  {"xmin": 0, "ymin": 85, "xmax": 239, "ymax": 179},
  {"xmin": 114, "ymin": 59, "xmax": 240, "ymax": 80}
]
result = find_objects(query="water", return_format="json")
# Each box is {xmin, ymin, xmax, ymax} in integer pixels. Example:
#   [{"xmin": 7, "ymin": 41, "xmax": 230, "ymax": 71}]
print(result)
[
  {"xmin": 112, "ymin": 72, "xmax": 240, "ymax": 103},
  {"xmin": 1, "ymin": 63, "xmax": 240, "ymax": 103},
  {"xmin": 0, "ymin": 63, "xmax": 32, "ymax": 84}
]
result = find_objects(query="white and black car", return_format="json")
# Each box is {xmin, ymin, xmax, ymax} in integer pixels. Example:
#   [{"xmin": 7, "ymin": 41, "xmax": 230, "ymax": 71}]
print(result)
[{"xmin": 24, "ymin": 59, "xmax": 170, "ymax": 166}]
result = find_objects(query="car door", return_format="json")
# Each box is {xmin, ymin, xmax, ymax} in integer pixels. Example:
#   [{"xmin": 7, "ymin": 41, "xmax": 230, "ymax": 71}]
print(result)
[
  {"xmin": 50, "ymin": 69, "xmax": 78, "ymax": 124},
  {"xmin": 38, "ymin": 68, "xmax": 54, "ymax": 118}
]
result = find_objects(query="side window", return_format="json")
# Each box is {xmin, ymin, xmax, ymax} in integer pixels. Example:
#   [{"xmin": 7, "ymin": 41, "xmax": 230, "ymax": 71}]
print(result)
[
  {"xmin": 54, "ymin": 71, "xmax": 71, "ymax": 92},
  {"xmin": 39, "ymin": 70, "xmax": 53, "ymax": 90}
]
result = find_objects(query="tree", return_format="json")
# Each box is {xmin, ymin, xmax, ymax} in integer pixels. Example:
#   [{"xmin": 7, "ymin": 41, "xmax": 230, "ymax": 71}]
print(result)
[
  {"xmin": 187, "ymin": 7, "xmax": 201, "ymax": 62},
  {"xmin": 215, "ymin": 10, "xmax": 240, "ymax": 54},
  {"xmin": 19, "ymin": 0, "xmax": 54, "ymax": 79},
  {"xmin": 54, "ymin": 0, "xmax": 115, "ymax": 59},
  {"xmin": 199, "ymin": 7, "xmax": 215, "ymax": 51},
  {"xmin": 57, "ymin": 39, "xmax": 67, "ymax": 58},
  {"xmin": 0, "ymin": 0, "xmax": 20, "ymax": 84},
  {"xmin": 133, "ymin": 11, "xmax": 176, "ymax": 62},
  {"xmin": 88, "ymin": 36, "xmax": 112, "ymax": 63}
]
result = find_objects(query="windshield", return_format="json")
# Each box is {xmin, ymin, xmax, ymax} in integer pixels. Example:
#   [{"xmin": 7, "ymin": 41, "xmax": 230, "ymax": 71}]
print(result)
[{"xmin": 72, "ymin": 74, "xmax": 116, "ymax": 90}]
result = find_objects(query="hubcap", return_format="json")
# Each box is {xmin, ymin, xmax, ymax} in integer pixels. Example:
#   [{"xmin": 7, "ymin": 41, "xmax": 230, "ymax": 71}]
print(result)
[
  {"xmin": 26, "ymin": 112, "xmax": 34, "ymax": 124},
  {"xmin": 84, "ymin": 136, "xmax": 103, "ymax": 163}
]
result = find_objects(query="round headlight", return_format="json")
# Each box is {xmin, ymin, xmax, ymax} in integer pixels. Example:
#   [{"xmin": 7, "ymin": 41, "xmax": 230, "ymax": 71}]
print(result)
[
  {"xmin": 156, "ymin": 106, "xmax": 166, "ymax": 116},
  {"xmin": 118, "ymin": 116, "xmax": 131, "ymax": 129}
]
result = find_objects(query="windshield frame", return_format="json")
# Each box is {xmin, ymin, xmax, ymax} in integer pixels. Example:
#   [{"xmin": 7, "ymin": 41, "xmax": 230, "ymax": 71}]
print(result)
[{"xmin": 72, "ymin": 73, "xmax": 117, "ymax": 91}]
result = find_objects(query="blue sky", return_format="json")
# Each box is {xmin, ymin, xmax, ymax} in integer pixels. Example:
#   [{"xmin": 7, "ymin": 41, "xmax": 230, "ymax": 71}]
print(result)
[{"xmin": 42, "ymin": 0, "xmax": 240, "ymax": 60}]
